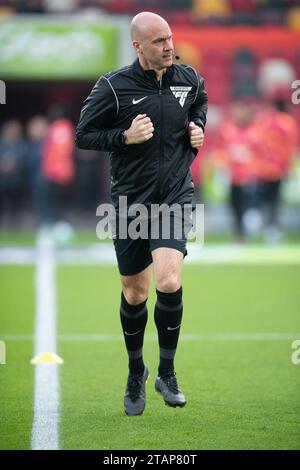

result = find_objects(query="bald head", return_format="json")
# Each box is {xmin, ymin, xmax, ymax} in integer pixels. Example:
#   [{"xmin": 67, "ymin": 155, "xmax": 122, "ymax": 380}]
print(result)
[
  {"xmin": 130, "ymin": 11, "xmax": 174, "ymax": 76},
  {"xmin": 130, "ymin": 11, "xmax": 170, "ymax": 41}
]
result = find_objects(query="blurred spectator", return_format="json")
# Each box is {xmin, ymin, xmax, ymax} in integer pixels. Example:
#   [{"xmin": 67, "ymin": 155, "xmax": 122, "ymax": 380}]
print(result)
[
  {"xmin": 0, "ymin": 120, "xmax": 26, "ymax": 228},
  {"xmin": 209, "ymin": 97, "xmax": 298, "ymax": 241},
  {"xmin": 39, "ymin": 107, "xmax": 75, "ymax": 226},
  {"xmin": 191, "ymin": 106, "xmax": 223, "ymax": 203},
  {"xmin": 257, "ymin": 58, "xmax": 296, "ymax": 99},
  {"xmin": 286, "ymin": 6, "xmax": 300, "ymax": 31},
  {"xmin": 256, "ymin": 99, "xmax": 298, "ymax": 242},
  {"xmin": 233, "ymin": 48, "xmax": 258, "ymax": 98},
  {"xmin": 75, "ymin": 148, "xmax": 101, "ymax": 210},
  {"xmin": 26, "ymin": 116, "xmax": 48, "ymax": 221},
  {"xmin": 191, "ymin": 0, "xmax": 231, "ymax": 23},
  {"xmin": 210, "ymin": 101, "xmax": 263, "ymax": 240},
  {"xmin": 175, "ymin": 42, "xmax": 202, "ymax": 70}
]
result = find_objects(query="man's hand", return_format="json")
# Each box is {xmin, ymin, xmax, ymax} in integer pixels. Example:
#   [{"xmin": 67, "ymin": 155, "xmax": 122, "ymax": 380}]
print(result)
[
  {"xmin": 188, "ymin": 121, "xmax": 204, "ymax": 149},
  {"xmin": 124, "ymin": 114, "xmax": 154, "ymax": 145}
]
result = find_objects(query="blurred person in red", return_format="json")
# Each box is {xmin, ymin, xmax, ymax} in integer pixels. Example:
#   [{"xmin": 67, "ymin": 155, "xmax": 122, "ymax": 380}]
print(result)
[
  {"xmin": 211, "ymin": 100, "xmax": 263, "ymax": 240},
  {"xmin": 40, "ymin": 107, "xmax": 75, "ymax": 226},
  {"xmin": 0, "ymin": 119, "xmax": 26, "ymax": 228},
  {"xmin": 256, "ymin": 97, "xmax": 298, "ymax": 242}
]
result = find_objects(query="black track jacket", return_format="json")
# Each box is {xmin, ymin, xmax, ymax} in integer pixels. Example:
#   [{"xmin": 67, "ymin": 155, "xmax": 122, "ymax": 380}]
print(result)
[{"xmin": 76, "ymin": 59, "xmax": 208, "ymax": 209}]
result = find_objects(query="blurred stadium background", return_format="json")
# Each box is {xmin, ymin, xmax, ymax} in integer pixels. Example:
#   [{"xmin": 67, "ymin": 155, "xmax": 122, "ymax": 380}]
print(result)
[{"xmin": 0, "ymin": 0, "xmax": 300, "ymax": 451}]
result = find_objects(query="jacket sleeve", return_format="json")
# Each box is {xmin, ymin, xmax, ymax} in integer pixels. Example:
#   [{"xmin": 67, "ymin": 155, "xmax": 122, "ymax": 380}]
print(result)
[
  {"xmin": 75, "ymin": 76, "xmax": 125, "ymax": 152},
  {"xmin": 189, "ymin": 73, "xmax": 208, "ymax": 132}
]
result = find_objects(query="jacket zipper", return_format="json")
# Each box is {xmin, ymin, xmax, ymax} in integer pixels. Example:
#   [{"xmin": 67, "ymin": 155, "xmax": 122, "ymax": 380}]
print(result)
[{"xmin": 158, "ymin": 76, "xmax": 164, "ymax": 197}]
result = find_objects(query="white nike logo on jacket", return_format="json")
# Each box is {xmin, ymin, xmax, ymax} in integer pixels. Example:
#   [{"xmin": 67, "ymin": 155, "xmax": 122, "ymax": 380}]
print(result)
[{"xmin": 132, "ymin": 96, "xmax": 147, "ymax": 104}]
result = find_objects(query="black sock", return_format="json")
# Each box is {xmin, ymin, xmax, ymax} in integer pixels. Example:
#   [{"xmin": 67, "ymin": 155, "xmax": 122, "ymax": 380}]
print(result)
[
  {"xmin": 120, "ymin": 292, "xmax": 148, "ymax": 375},
  {"xmin": 154, "ymin": 287, "xmax": 183, "ymax": 377}
]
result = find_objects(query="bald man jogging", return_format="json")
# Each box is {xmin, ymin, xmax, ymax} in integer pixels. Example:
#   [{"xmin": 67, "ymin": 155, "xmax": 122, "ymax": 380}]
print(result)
[{"xmin": 76, "ymin": 12, "xmax": 208, "ymax": 416}]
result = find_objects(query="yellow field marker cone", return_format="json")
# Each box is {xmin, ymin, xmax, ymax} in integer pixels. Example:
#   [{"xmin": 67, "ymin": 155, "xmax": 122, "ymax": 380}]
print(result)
[{"xmin": 30, "ymin": 352, "xmax": 64, "ymax": 365}]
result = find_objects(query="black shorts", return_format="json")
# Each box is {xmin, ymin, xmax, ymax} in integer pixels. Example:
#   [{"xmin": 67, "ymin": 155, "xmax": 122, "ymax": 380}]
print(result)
[{"xmin": 113, "ymin": 212, "xmax": 191, "ymax": 276}]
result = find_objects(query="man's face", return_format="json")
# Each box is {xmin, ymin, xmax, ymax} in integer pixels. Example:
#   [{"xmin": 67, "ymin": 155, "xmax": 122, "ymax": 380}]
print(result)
[{"xmin": 135, "ymin": 24, "xmax": 174, "ymax": 71}]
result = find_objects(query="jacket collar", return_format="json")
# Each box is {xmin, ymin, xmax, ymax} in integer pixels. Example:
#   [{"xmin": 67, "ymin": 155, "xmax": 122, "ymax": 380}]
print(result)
[{"xmin": 132, "ymin": 58, "xmax": 174, "ymax": 83}]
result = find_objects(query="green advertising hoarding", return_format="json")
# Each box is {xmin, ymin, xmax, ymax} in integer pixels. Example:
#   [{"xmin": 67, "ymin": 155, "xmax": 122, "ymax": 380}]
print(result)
[{"xmin": 0, "ymin": 18, "xmax": 119, "ymax": 79}]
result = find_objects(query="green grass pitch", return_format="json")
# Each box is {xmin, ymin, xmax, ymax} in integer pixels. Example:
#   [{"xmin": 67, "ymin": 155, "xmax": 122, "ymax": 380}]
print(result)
[{"xmin": 0, "ymin": 263, "xmax": 299, "ymax": 450}]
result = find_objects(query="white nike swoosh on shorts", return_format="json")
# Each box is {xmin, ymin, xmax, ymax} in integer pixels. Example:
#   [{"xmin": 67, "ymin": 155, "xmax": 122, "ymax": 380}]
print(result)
[{"xmin": 132, "ymin": 97, "xmax": 147, "ymax": 104}]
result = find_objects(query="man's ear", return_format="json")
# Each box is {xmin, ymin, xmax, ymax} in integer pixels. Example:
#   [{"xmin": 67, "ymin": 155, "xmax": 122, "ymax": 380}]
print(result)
[{"xmin": 133, "ymin": 40, "xmax": 143, "ymax": 55}]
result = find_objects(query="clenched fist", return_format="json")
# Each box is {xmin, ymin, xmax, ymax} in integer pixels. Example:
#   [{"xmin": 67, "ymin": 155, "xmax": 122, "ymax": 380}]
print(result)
[
  {"xmin": 188, "ymin": 121, "xmax": 204, "ymax": 149},
  {"xmin": 124, "ymin": 114, "xmax": 154, "ymax": 145}
]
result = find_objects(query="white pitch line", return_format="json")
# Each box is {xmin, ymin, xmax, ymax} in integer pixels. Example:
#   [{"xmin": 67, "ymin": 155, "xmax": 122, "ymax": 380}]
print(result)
[
  {"xmin": 50, "ymin": 332, "xmax": 300, "ymax": 342},
  {"xmin": 2, "ymin": 332, "xmax": 300, "ymax": 342},
  {"xmin": 31, "ymin": 237, "xmax": 60, "ymax": 450},
  {"xmin": 1, "ymin": 244, "xmax": 300, "ymax": 265}
]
